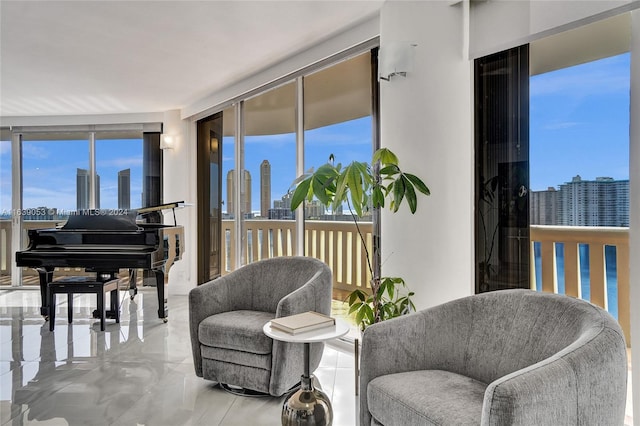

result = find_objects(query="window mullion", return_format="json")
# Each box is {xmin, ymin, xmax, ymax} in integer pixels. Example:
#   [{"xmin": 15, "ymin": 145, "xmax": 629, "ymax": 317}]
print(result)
[
  {"xmin": 89, "ymin": 132, "xmax": 97, "ymax": 209},
  {"xmin": 295, "ymin": 76, "xmax": 305, "ymax": 256}
]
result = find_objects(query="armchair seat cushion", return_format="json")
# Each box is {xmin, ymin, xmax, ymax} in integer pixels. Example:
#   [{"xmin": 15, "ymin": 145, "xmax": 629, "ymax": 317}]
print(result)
[
  {"xmin": 198, "ymin": 310, "xmax": 275, "ymax": 354},
  {"xmin": 368, "ymin": 370, "xmax": 487, "ymax": 426}
]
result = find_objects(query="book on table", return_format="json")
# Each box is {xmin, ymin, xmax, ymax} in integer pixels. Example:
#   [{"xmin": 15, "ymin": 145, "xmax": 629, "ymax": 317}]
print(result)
[{"xmin": 270, "ymin": 311, "xmax": 336, "ymax": 335}]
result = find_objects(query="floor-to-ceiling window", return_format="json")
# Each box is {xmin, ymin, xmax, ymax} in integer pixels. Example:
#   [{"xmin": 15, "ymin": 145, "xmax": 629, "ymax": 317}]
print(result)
[
  {"xmin": 243, "ymin": 82, "xmax": 297, "ymax": 263},
  {"xmin": 474, "ymin": 17, "xmax": 632, "ymax": 417},
  {"xmin": 96, "ymin": 136, "xmax": 144, "ymax": 211},
  {"xmin": 220, "ymin": 106, "xmax": 236, "ymax": 273},
  {"xmin": 303, "ymin": 51, "xmax": 374, "ymax": 300},
  {"xmin": 22, "ymin": 135, "xmax": 90, "ymax": 217},
  {"xmin": 196, "ymin": 47, "xmax": 377, "ymax": 313},
  {"xmin": 1, "ymin": 126, "xmax": 159, "ymax": 286},
  {"xmin": 527, "ymin": 13, "xmax": 631, "ymax": 349}
]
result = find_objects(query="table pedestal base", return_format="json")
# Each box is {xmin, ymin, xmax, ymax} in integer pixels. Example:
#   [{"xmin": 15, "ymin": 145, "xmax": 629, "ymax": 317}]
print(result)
[{"xmin": 281, "ymin": 375, "xmax": 332, "ymax": 426}]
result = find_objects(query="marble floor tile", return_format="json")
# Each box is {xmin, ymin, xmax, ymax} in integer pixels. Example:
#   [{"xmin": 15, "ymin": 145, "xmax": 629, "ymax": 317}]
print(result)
[{"xmin": 0, "ymin": 287, "xmax": 357, "ymax": 426}]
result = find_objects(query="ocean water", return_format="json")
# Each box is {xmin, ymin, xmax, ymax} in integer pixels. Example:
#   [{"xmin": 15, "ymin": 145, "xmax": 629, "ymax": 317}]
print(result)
[{"xmin": 533, "ymin": 243, "xmax": 619, "ymax": 319}]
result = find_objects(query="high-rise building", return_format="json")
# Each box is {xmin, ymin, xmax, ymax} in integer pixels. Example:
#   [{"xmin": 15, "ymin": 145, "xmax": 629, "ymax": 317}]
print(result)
[
  {"xmin": 76, "ymin": 168, "xmax": 100, "ymax": 210},
  {"xmin": 226, "ymin": 170, "xmax": 234, "ymax": 215},
  {"xmin": 260, "ymin": 160, "xmax": 271, "ymax": 218},
  {"xmin": 530, "ymin": 175, "xmax": 629, "ymax": 227},
  {"xmin": 118, "ymin": 169, "xmax": 131, "ymax": 210},
  {"xmin": 530, "ymin": 187, "xmax": 559, "ymax": 225},
  {"xmin": 274, "ymin": 191, "xmax": 293, "ymax": 210},
  {"xmin": 226, "ymin": 169, "xmax": 252, "ymax": 217}
]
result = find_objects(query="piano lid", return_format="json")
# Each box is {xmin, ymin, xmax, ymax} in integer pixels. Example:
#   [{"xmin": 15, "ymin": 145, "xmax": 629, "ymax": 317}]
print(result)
[
  {"xmin": 62, "ymin": 210, "xmax": 139, "ymax": 230},
  {"xmin": 136, "ymin": 201, "xmax": 185, "ymax": 214},
  {"xmin": 60, "ymin": 202, "xmax": 186, "ymax": 230},
  {"xmin": 136, "ymin": 201, "xmax": 186, "ymax": 226}
]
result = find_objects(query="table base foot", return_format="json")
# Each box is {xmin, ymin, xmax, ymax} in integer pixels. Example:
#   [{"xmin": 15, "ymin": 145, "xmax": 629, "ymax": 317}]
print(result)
[{"xmin": 281, "ymin": 375, "xmax": 332, "ymax": 425}]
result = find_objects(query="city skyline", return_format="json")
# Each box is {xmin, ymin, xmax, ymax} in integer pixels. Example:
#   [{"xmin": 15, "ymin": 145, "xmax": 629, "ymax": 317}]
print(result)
[{"xmin": 531, "ymin": 174, "xmax": 629, "ymax": 227}]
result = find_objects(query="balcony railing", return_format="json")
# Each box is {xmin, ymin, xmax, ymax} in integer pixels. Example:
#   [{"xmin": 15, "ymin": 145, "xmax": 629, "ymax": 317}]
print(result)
[
  {"xmin": 0, "ymin": 220, "xmax": 87, "ymax": 279},
  {"xmin": 1, "ymin": 220, "xmax": 631, "ymax": 345},
  {"xmin": 222, "ymin": 219, "xmax": 373, "ymax": 295},
  {"xmin": 530, "ymin": 225, "xmax": 630, "ymax": 346}
]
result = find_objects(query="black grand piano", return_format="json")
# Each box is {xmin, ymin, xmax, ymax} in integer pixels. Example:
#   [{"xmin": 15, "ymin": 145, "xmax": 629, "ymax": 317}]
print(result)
[{"xmin": 15, "ymin": 202, "xmax": 184, "ymax": 323}]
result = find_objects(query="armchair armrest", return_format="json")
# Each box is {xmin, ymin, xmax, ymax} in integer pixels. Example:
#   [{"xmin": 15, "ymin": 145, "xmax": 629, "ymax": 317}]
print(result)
[
  {"xmin": 188, "ymin": 273, "xmax": 251, "ymax": 377},
  {"xmin": 275, "ymin": 268, "xmax": 332, "ymax": 318},
  {"xmin": 481, "ymin": 326, "xmax": 627, "ymax": 426}
]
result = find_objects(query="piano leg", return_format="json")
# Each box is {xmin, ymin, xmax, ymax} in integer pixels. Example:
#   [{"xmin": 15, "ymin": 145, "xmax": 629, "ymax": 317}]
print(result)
[
  {"xmin": 152, "ymin": 270, "xmax": 168, "ymax": 322},
  {"xmin": 128, "ymin": 269, "xmax": 138, "ymax": 300},
  {"xmin": 36, "ymin": 267, "xmax": 54, "ymax": 319}
]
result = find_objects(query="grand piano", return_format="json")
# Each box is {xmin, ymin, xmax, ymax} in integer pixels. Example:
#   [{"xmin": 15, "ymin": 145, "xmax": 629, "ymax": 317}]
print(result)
[{"xmin": 15, "ymin": 202, "xmax": 184, "ymax": 322}]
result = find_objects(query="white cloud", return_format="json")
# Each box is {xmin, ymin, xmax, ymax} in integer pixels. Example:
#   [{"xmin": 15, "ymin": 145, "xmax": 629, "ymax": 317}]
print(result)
[
  {"xmin": 543, "ymin": 121, "xmax": 582, "ymax": 130},
  {"xmin": 99, "ymin": 156, "xmax": 143, "ymax": 169},
  {"xmin": 531, "ymin": 57, "xmax": 629, "ymax": 99}
]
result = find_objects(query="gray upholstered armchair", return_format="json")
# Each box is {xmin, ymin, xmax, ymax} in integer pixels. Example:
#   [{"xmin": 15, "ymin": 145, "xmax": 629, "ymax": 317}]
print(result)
[
  {"xmin": 360, "ymin": 289, "xmax": 627, "ymax": 426},
  {"xmin": 189, "ymin": 256, "xmax": 332, "ymax": 396}
]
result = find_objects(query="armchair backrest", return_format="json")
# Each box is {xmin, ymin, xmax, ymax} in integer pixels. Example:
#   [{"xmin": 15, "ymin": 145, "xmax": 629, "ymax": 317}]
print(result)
[
  {"xmin": 231, "ymin": 256, "xmax": 332, "ymax": 313},
  {"xmin": 422, "ymin": 289, "xmax": 625, "ymax": 385}
]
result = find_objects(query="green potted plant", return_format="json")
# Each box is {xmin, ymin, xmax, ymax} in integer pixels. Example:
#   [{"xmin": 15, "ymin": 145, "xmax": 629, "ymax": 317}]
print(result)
[{"xmin": 290, "ymin": 148, "xmax": 430, "ymax": 330}]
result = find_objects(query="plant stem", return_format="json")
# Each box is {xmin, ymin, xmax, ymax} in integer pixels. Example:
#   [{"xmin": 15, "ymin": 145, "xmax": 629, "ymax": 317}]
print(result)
[
  {"xmin": 345, "ymin": 197, "xmax": 383, "ymax": 323},
  {"xmin": 345, "ymin": 197, "xmax": 374, "ymax": 278}
]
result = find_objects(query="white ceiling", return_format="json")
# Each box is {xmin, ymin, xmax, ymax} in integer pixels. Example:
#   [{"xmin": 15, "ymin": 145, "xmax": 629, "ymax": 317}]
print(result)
[{"xmin": 0, "ymin": 0, "xmax": 383, "ymax": 118}]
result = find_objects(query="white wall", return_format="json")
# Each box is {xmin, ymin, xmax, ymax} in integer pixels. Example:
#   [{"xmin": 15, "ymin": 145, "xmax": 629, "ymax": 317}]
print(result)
[
  {"xmin": 378, "ymin": 0, "xmax": 474, "ymax": 309},
  {"xmin": 161, "ymin": 109, "xmax": 196, "ymax": 295}
]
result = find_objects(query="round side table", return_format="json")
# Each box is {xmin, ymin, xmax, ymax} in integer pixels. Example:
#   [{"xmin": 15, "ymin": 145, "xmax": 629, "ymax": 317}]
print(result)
[{"xmin": 263, "ymin": 318, "xmax": 350, "ymax": 426}]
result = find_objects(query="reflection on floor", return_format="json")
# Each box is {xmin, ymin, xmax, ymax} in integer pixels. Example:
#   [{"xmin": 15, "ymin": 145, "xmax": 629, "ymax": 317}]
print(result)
[{"xmin": 0, "ymin": 287, "xmax": 357, "ymax": 426}]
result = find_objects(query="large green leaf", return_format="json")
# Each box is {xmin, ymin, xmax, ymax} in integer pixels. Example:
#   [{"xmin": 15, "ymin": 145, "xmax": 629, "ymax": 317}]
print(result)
[
  {"xmin": 373, "ymin": 148, "xmax": 398, "ymax": 166},
  {"xmin": 403, "ymin": 175, "xmax": 418, "ymax": 213},
  {"xmin": 392, "ymin": 175, "xmax": 406, "ymax": 212},
  {"xmin": 379, "ymin": 165, "xmax": 400, "ymax": 178},
  {"xmin": 346, "ymin": 164, "xmax": 365, "ymax": 215},
  {"xmin": 311, "ymin": 175, "xmax": 334, "ymax": 205},
  {"xmin": 372, "ymin": 185, "xmax": 385, "ymax": 209},
  {"xmin": 405, "ymin": 173, "xmax": 430, "ymax": 196},
  {"xmin": 290, "ymin": 178, "xmax": 311, "ymax": 210}
]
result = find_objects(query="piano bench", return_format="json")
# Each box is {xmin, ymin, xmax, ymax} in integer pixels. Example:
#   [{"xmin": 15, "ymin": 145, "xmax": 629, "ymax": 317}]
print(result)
[{"xmin": 48, "ymin": 277, "xmax": 121, "ymax": 331}]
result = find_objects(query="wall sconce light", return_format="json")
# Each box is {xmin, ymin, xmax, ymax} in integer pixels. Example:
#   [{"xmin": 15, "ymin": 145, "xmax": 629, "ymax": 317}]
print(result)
[
  {"xmin": 379, "ymin": 41, "xmax": 417, "ymax": 81},
  {"xmin": 160, "ymin": 134, "xmax": 175, "ymax": 150}
]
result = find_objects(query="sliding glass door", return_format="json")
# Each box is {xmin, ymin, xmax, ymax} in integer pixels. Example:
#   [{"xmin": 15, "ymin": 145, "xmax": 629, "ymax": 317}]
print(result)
[
  {"xmin": 474, "ymin": 45, "xmax": 531, "ymax": 293},
  {"xmin": 195, "ymin": 48, "xmax": 377, "ymax": 304}
]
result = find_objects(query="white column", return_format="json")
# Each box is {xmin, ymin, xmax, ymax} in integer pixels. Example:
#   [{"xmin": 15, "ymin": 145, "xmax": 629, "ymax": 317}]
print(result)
[
  {"xmin": 163, "ymin": 109, "xmax": 193, "ymax": 295},
  {"xmin": 379, "ymin": 1, "xmax": 474, "ymax": 309}
]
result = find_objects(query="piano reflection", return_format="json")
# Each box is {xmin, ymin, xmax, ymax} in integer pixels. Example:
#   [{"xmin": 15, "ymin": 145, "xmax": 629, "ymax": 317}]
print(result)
[{"xmin": 15, "ymin": 201, "xmax": 185, "ymax": 323}]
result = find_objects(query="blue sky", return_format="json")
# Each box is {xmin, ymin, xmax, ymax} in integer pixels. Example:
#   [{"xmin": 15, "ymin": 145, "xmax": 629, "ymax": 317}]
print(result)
[
  {"xmin": 530, "ymin": 52, "xmax": 630, "ymax": 191},
  {"xmin": 0, "ymin": 52, "xmax": 631, "ymax": 213},
  {"xmin": 0, "ymin": 139, "xmax": 142, "ymax": 213},
  {"xmin": 222, "ymin": 117, "xmax": 372, "ymax": 213}
]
